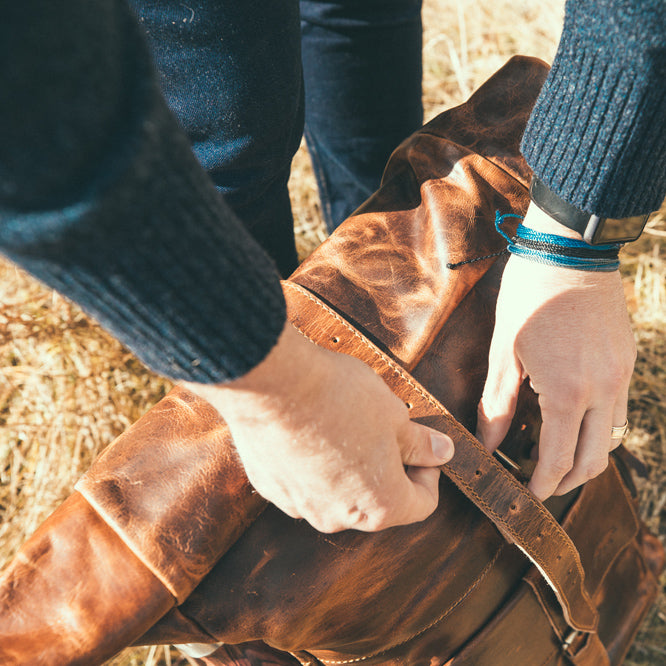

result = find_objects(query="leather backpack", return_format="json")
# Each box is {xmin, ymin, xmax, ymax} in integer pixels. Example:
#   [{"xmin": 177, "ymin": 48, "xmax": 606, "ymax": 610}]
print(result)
[{"xmin": 1, "ymin": 56, "xmax": 663, "ymax": 666}]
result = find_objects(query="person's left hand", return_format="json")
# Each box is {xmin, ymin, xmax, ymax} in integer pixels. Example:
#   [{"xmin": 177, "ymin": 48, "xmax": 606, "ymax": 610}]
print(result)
[{"xmin": 476, "ymin": 203, "xmax": 636, "ymax": 500}]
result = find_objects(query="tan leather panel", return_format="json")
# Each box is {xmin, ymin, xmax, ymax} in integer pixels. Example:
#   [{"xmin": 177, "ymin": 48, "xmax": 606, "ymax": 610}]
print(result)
[
  {"xmin": 292, "ymin": 151, "xmax": 522, "ymax": 370},
  {"xmin": 176, "ymin": 479, "xmax": 523, "ymax": 659},
  {"xmin": 76, "ymin": 386, "xmax": 267, "ymax": 603},
  {"xmin": 0, "ymin": 492, "xmax": 173, "ymax": 665},
  {"xmin": 596, "ymin": 539, "xmax": 662, "ymax": 665},
  {"xmin": 560, "ymin": 463, "xmax": 639, "ymax": 595},
  {"xmin": 446, "ymin": 580, "xmax": 571, "ymax": 666}
]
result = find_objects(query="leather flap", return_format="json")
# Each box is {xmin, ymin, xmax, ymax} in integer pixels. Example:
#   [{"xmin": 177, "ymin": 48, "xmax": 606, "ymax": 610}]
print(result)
[
  {"xmin": 561, "ymin": 460, "xmax": 640, "ymax": 594},
  {"xmin": 292, "ymin": 55, "xmax": 548, "ymax": 371},
  {"xmin": 76, "ymin": 387, "xmax": 267, "ymax": 603}
]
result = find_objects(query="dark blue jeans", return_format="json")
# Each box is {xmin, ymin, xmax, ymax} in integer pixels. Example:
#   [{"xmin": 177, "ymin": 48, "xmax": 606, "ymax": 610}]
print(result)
[{"xmin": 130, "ymin": 0, "xmax": 423, "ymax": 276}]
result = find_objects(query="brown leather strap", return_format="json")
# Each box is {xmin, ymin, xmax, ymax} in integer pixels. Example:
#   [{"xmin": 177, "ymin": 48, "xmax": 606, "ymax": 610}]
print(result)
[{"xmin": 283, "ymin": 281, "xmax": 598, "ymax": 634}]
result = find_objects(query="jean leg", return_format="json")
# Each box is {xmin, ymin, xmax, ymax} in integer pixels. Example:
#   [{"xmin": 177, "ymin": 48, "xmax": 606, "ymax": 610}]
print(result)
[
  {"xmin": 129, "ymin": 0, "xmax": 303, "ymax": 276},
  {"xmin": 300, "ymin": 0, "xmax": 423, "ymax": 232}
]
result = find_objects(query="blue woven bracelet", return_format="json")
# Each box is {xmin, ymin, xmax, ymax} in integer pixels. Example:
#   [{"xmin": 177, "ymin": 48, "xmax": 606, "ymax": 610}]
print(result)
[{"xmin": 495, "ymin": 212, "xmax": 622, "ymax": 272}]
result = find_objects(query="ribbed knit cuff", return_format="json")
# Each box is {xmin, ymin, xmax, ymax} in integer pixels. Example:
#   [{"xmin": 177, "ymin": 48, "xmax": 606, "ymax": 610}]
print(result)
[
  {"xmin": 0, "ymin": 60, "xmax": 286, "ymax": 384},
  {"xmin": 521, "ymin": 0, "xmax": 666, "ymax": 218}
]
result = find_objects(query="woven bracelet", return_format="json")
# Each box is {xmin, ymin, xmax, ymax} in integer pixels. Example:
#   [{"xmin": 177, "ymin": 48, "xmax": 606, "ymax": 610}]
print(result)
[{"xmin": 495, "ymin": 212, "xmax": 622, "ymax": 272}]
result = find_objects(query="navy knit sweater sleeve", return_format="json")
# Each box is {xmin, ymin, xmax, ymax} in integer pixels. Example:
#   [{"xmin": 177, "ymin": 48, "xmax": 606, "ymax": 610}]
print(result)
[
  {"xmin": 522, "ymin": 0, "xmax": 666, "ymax": 217},
  {"xmin": 0, "ymin": 1, "xmax": 286, "ymax": 383}
]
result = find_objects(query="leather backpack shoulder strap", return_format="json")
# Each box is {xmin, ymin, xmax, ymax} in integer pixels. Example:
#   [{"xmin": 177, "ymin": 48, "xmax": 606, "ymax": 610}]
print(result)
[{"xmin": 283, "ymin": 281, "xmax": 598, "ymax": 635}]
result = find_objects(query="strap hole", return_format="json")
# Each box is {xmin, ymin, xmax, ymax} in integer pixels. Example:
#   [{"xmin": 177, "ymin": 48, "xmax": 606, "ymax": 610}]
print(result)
[
  {"xmin": 331, "ymin": 336, "xmax": 340, "ymax": 343},
  {"xmin": 405, "ymin": 402, "xmax": 413, "ymax": 410},
  {"xmin": 475, "ymin": 470, "xmax": 482, "ymax": 477}
]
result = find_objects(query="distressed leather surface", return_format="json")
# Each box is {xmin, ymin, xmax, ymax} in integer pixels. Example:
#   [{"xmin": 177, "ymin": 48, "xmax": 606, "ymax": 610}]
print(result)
[
  {"xmin": 0, "ymin": 56, "xmax": 663, "ymax": 666},
  {"xmin": 0, "ymin": 493, "xmax": 173, "ymax": 665},
  {"xmin": 289, "ymin": 56, "xmax": 536, "ymax": 373},
  {"xmin": 78, "ymin": 386, "xmax": 266, "ymax": 603}
]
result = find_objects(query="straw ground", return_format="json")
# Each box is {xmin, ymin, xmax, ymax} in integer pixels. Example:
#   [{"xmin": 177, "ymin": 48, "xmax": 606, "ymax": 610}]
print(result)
[{"xmin": 1, "ymin": 2, "xmax": 664, "ymax": 664}]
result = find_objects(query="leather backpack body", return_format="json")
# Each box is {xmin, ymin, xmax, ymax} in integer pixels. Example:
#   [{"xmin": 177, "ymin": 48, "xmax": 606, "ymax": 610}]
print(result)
[{"xmin": 0, "ymin": 56, "xmax": 663, "ymax": 666}]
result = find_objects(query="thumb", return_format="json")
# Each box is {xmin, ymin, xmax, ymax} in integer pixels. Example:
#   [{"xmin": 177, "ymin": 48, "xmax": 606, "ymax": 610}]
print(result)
[
  {"xmin": 400, "ymin": 422, "xmax": 455, "ymax": 467},
  {"xmin": 477, "ymin": 357, "xmax": 523, "ymax": 453}
]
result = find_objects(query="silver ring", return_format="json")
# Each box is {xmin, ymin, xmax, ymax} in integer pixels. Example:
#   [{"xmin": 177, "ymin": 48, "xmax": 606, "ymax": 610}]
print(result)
[{"xmin": 610, "ymin": 419, "xmax": 629, "ymax": 440}]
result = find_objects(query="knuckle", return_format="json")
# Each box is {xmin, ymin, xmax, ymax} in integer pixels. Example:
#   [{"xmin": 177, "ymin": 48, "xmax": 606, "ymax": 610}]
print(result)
[
  {"xmin": 564, "ymin": 381, "xmax": 589, "ymax": 406},
  {"xmin": 582, "ymin": 457, "xmax": 608, "ymax": 480},
  {"xmin": 338, "ymin": 502, "xmax": 388, "ymax": 532},
  {"xmin": 354, "ymin": 510, "xmax": 388, "ymax": 532},
  {"xmin": 400, "ymin": 435, "xmax": 421, "ymax": 466},
  {"xmin": 360, "ymin": 514, "xmax": 389, "ymax": 532},
  {"xmin": 305, "ymin": 506, "xmax": 348, "ymax": 533},
  {"xmin": 547, "ymin": 454, "xmax": 575, "ymax": 478},
  {"xmin": 600, "ymin": 361, "xmax": 631, "ymax": 392},
  {"xmin": 541, "ymin": 382, "xmax": 587, "ymax": 411},
  {"xmin": 299, "ymin": 502, "xmax": 350, "ymax": 534}
]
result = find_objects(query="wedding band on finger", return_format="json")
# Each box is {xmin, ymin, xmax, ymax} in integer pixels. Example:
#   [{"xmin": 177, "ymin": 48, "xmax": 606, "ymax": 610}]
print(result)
[{"xmin": 610, "ymin": 419, "xmax": 629, "ymax": 441}]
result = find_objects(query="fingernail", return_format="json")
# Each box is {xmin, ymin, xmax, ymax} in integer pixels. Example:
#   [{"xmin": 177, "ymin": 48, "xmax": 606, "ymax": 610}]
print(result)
[{"xmin": 430, "ymin": 432, "xmax": 454, "ymax": 462}]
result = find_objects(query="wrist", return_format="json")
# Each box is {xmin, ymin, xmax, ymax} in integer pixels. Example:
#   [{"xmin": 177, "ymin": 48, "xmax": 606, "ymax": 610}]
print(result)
[
  {"xmin": 495, "ymin": 208, "xmax": 622, "ymax": 273},
  {"xmin": 224, "ymin": 322, "xmax": 313, "ymax": 394},
  {"xmin": 522, "ymin": 201, "xmax": 585, "ymax": 241},
  {"xmin": 183, "ymin": 322, "xmax": 323, "ymax": 416}
]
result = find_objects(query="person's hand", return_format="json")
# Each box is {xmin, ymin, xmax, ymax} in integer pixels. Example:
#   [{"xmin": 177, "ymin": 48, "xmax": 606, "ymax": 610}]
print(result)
[
  {"xmin": 184, "ymin": 322, "xmax": 454, "ymax": 533},
  {"xmin": 477, "ymin": 203, "xmax": 636, "ymax": 500}
]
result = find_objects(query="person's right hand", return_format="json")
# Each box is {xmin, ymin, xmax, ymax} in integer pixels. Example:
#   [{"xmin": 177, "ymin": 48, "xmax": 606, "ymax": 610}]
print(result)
[{"xmin": 184, "ymin": 321, "xmax": 454, "ymax": 533}]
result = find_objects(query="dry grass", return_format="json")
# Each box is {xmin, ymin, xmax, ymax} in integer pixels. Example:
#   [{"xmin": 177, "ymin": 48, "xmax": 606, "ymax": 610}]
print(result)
[{"xmin": 1, "ymin": 1, "xmax": 663, "ymax": 664}]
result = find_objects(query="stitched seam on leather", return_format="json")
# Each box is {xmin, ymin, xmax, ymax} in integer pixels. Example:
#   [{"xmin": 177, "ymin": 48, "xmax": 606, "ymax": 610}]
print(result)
[
  {"xmin": 286, "ymin": 283, "xmax": 585, "ymax": 577},
  {"xmin": 286, "ymin": 282, "xmax": 591, "ymax": 627},
  {"xmin": 316, "ymin": 546, "xmax": 506, "ymax": 665}
]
